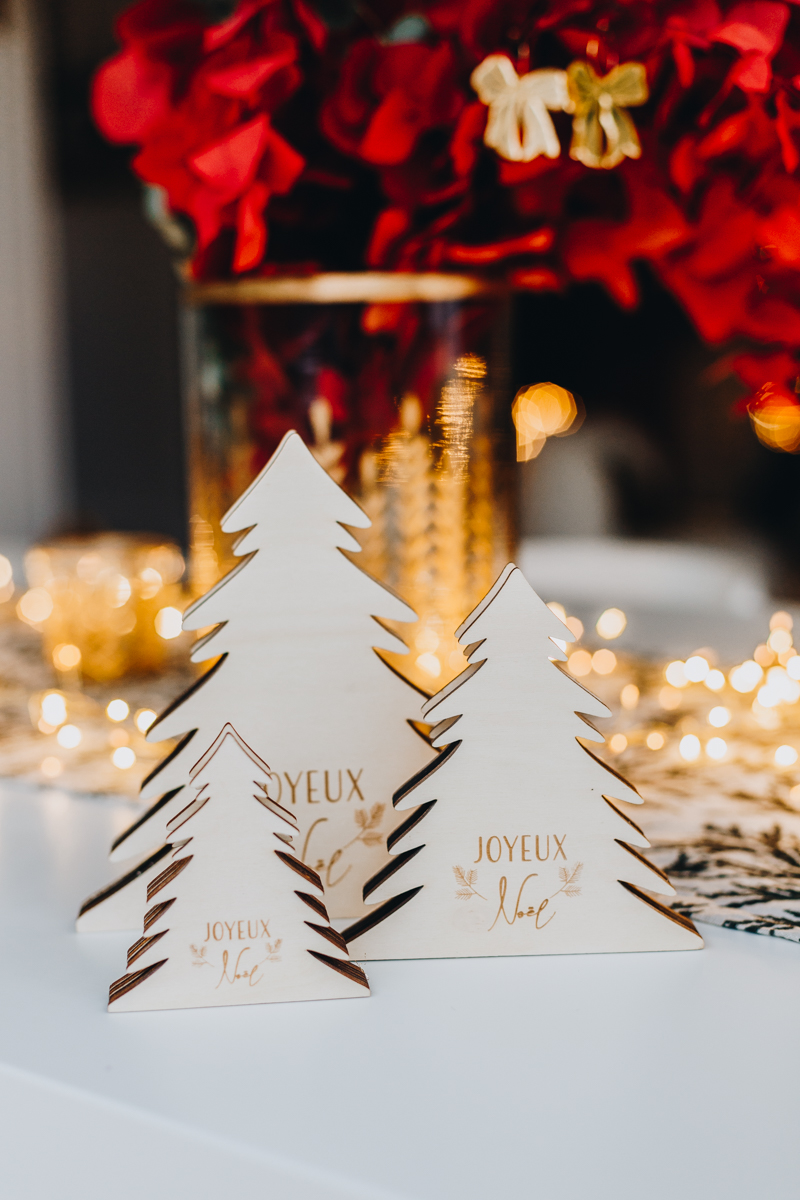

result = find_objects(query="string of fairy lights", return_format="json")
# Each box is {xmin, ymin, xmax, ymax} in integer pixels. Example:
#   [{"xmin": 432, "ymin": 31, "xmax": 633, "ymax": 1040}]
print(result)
[{"xmin": 547, "ymin": 602, "xmax": 800, "ymax": 790}]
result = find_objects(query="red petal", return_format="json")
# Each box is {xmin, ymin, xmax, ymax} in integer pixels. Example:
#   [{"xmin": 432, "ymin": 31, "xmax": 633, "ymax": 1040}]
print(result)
[
  {"xmin": 697, "ymin": 109, "xmax": 752, "ymax": 156},
  {"xmin": 189, "ymin": 115, "xmax": 270, "ymax": 193},
  {"xmin": 563, "ymin": 225, "xmax": 640, "ymax": 308},
  {"xmin": 293, "ymin": 0, "xmax": 327, "ymax": 51},
  {"xmin": 360, "ymin": 90, "xmax": 420, "ymax": 166},
  {"xmin": 450, "ymin": 102, "xmax": 486, "ymax": 178},
  {"xmin": 259, "ymin": 128, "xmax": 305, "ymax": 194},
  {"xmin": 315, "ymin": 367, "xmax": 349, "ymax": 420},
  {"xmin": 776, "ymin": 90, "xmax": 800, "ymax": 172},
  {"xmin": 713, "ymin": 2, "xmax": 789, "ymax": 56},
  {"xmin": 361, "ymin": 303, "xmax": 405, "ymax": 333},
  {"xmin": 508, "ymin": 267, "xmax": 561, "ymax": 291},
  {"xmin": 205, "ymin": 50, "xmax": 296, "ymax": 98},
  {"xmin": 367, "ymin": 207, "xmax": 410, "ymax": 267},
  {"xmin": 729, "ymin": 51, "xmax": 772, "ymax": 91},
  {"xmin": 759, "ymin": 204, "xmax": 800, "ymax": 263},
  {"xmin": 670, "ymin": 136, "xmax": 702, "ymax": 192},
  {"xmin": 672, "ymin": 40, "xmax": 696, "ymax": 87},
  {"xmin": 445, "ymin": 228, "xmax": 554, "ymax": 264},
  {"xmin": 657, "ymin": 263, "xmax": 754, "ymax": 341},
  {"xmin": 732, "ymin": 350, "xmax": 799, "ymax": 388},
  {"xmin": 234, "ymin": 182, "xmax": 270, "ymax": 272},
  {"xmin": 91, "ymin": 50, "xmax": 173, "ymax": 143},
  {"xmin": 203, "ymin": 0, "xmax": 276, "ymax": 52},
  {"xmin": 117, "ymin": 0, "xmax": 202, "ymax": 49},
  {"xmin": 742, "ymin": 296, "xmax": 800, "ymax": 343}
]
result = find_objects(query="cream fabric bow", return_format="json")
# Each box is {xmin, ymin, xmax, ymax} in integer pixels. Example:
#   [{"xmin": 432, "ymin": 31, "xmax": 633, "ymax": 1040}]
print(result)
[{"xmin": 471, "ymin": 55, "xmax": 569, "ymax": 163}]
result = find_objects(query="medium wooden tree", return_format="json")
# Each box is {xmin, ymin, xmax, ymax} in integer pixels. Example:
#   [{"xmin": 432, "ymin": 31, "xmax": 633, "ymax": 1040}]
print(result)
[
  {"xmin": 109, "ymin": 725, "xmax": 369, "ymax": 1011},
  {"xmin": 344, "ymin": 565, "xmax": 703, "ymax": 960},
  {"xmin": 79, "ymin": 431, "xmax": 430, "ymax": 930}
]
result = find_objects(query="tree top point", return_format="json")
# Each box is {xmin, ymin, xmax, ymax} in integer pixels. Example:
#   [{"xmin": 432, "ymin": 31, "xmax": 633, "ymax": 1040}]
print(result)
[{"xmin": 220, "ymin": 430, "xmax": 370, "ymax": 535}]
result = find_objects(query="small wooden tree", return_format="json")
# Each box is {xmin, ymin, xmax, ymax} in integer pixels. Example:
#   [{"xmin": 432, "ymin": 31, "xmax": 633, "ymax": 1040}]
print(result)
[
  {"xmin": 79, "ymin": 431, "xmax": 430, "ymax": 930},
  {"xmin": 344, "ymin": 565, "xmax": 703, "ymax": 960},
  {"xmin": 109, "ymin": 725, "xmax": 369, "ymax": 1011}
]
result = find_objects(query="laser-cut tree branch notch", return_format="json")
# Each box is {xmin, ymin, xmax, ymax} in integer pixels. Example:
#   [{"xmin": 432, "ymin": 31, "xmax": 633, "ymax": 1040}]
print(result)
[
  {"xmin": 78, "ymin": 431, "xmax": 430, "ymax": 933},
  {"xmin": 344, "ymin": 564, "xmax": 704, "ymax": 960},
  {"xmin": 109, "ymin": 725, "xmax": 369, "ymax": 1012}
]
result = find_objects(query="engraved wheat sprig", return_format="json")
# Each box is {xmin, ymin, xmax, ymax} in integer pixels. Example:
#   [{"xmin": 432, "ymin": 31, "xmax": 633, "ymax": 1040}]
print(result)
[
  {"xmin": 555, "ymin": 862, "xmax": 583, "ymax": 898},
  {"xmin": 453, "ymin": 864, "xmax": 486, "ymax": 900}
]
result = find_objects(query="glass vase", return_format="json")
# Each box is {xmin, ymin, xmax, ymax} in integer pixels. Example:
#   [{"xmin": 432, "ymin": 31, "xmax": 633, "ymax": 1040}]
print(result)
[{"xmin": 182, "ymin": 273, "xmax": 515, "ymax": 691}]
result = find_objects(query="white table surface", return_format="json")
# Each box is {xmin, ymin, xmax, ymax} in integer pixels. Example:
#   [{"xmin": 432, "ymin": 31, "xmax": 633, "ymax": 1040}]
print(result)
[{"xmin": 0, "ymin": 779, "xmax": 798, "ymax": 1200}]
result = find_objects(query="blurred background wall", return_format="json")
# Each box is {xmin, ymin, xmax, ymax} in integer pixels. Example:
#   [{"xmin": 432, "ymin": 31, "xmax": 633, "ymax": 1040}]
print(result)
[{"xmin": 0, "ymin": 0, "xmax": 69, "ymax": 543}]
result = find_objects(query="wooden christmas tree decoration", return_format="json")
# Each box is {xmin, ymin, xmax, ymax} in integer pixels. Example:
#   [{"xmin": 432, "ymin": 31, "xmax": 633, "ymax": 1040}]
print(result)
[
  {"xmin": 343, "ymin": 565, "xmax": 703, "ymax": 960},
  {"xmin": 109, "ymin": 725, "xmax": 369, "ymax": 1012},
  {"xmin": 79, "ymin": 431, "xmax": 431, "ymax": 931}
]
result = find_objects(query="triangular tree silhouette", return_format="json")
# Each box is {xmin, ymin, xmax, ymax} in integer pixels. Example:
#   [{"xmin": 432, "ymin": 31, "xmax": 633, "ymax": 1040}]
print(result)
[
  {"xmin": 78, "ymin": 432, "xmax": 430, "ymax": 931},
  {"xmin": 343, "ymin": 565, "xmax": 703, "ymax": 959},
  {"xmin": 109, "ymin": 725, "xmax": 370, "ymax": 1011}
]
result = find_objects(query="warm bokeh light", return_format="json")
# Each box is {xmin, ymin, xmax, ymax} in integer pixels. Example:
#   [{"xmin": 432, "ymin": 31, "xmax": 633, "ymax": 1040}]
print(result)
[
  {"xmin": 56, "ymin": 724, "xmax": 82, "ymax": 749},
  {"xmin": 708, "ymin": 706, "xmax": 731, "ymax": 728},
  {"xmin": 596, "ymin": 608, "xmax": 627, "ymax": 640},
  {"xmin": 749, "ymin": 387, "xmax": 800, "ymax": 452},
  {"xmin": 788, "ymin": 656, "xmax": 800, "ymax": 680},
  {"xmin": 415, "ymin": 626, "xmax": 440, "ymax": 653},
  {"xmin": 665, "ymin": 661, "xmax": 688, "ymax": 688},
  {"xmin": 40, "ymin": 692, "xmax": 66, "ymax": 728},
  {"xmin": 753, "ymin": 643, "xmax": 775, "ymax": 667},
  {"xmin": 567, "ymin": 649, "xmax": 592, "ymax": 677},
  {"xmin": 620, "ymin": 684, "xmax": 639, "ymax": 710},
  {"xmin": 107, "ymin": 574, "xmax": 132, "ymax": 608},
  {"xmin": 0, "ymin": 555, "xmax": 13, "ymax": 589},
  {"xmin": 546, "ymin": 601, "xmax": 567, "ymax": 622},
  {"xmin": 155, "ymin": 606, "xmax": 183, "ymax": 640},
  {"xmin": 659, "ymin": 686, "xmax": 682, "ymax": 710},
  {"xmin": 52, "ymin": 643, "xmax": 82, "ymax": 672},
  {"xmin": 789, "ymin": 784, "xmax": 800, "ymax": 807},
  {"xmin": 751, "ymin": 698, "xmax": 780, "ymax": 729},
  {"xmin": 106, "ymin": 699, "xmax": 129, "ymax": 722},
  {"xmin": 40, "ymin": 756, "xmax": 62, "ymax": 778},
  {"xmin": 565, "ymin": 616, "xmax": 584, "ymax": 639},
  {"xmin": 138, "ymin": 567, "xmax": 163, "ymax": 599},
  {"xmin": 771, "ymin": 610, "xmax": 793, "ymax": 631},
  {"xmin": 646, "ymin": 731, "xmax": 665, "ymax": 750},
  {"xmin": 704, "ymin": 669, "xmax": 726, "ymax": 691},
  {"xmin": 706, "ymin": 737, "xmax": 727, "ymax": 760},
  {"xmin": 684, "ymin": 655, "xmax": 710, "ymax": 683},
  {"xmin": 768, "ymin": 628, "xmax": 793, "ymax": 654},
  {"xmin": 775, "ymin": 745, "xmax": 799, "ymax": 767},
  {"xmin": 729, "ymin": 660, "xmax": 763, "ymax": 693},
  {"xmin": 512, "ymin": 382, "xmax": 579, "ymax": 461},
  {"xmin": 608, "ymin": 733, "xmax": 627, "ymax": 754},
  {"xmin": 416, "ymin": 652, "xmax": 442, "ymax": 678},
  {"xmin": 757, "ymin": 665, "xmax": 800, "ymax": 707},
  {"xmin": 679, "ymin": 734, "xmax": 701, "ymax": 762},
  {"xmin": 592, "ymin": 649, "xmax": 616, "ymax": 675},
  {"xmin": 17, "ymin": 587, "xmax": 53, "ymax": 625},
  {"xmin": 112, "ymin": 746, "xmax": 136, "ymax": 770},
  {"xmin": 135, "ymin": 708, "xmax": 157, "ymax": 733}
]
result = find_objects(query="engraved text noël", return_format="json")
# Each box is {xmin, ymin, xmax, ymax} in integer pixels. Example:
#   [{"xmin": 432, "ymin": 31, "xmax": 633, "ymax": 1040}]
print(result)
[
  {"xmin": 266, "ymin": 769, "xmax": 365, "ymax": 804},
  {"xmin": 473, "ymin": 834, "xmax": 567, "ymax": 863}
]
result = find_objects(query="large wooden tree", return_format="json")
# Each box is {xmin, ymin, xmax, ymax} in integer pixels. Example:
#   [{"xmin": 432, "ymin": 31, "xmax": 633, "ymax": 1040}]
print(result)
[
  {"xmin": 79, "ymin": 431, "xmax": 430, "ymax": 929},
  {"xmin": 110, "ymin": 725, "xmax": 369, "ymax": 1011},
  {"xmin": 344, "ymin": 565, "xmax": 703, "ymax": 960}
]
